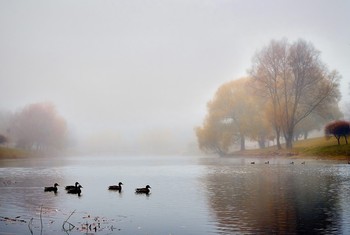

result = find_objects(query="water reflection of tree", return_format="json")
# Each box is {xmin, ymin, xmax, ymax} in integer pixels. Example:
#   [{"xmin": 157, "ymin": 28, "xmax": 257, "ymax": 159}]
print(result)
[{"xmin": 203, "ymin": 165, "xmax": 341, "ymax": 234}]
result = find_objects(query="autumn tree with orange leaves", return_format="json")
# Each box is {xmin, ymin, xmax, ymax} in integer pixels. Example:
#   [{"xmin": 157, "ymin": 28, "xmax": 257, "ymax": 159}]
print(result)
[{"xmin": 196, "ymin": 78, "xmax": 272, "ymax": 155}]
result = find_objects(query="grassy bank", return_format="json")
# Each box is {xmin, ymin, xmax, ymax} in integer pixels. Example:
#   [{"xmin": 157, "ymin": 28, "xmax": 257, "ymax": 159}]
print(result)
[
  {"xmin": 293, "ymin": 137, "xmax": 350, "ymax": 159},
  {"xmin": 234, "ymin": 137, "xmax": 350, "ymax": 160}
]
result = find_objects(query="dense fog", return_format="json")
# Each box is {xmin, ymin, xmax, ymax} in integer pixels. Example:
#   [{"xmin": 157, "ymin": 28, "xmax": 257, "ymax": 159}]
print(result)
[{"xmin": 0, "ymin": 0, "xmax": 349, "ymax": 155}]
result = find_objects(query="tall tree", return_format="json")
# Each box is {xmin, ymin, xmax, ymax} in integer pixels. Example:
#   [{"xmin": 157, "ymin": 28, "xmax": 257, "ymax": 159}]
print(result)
[
  {"xmin": 249, "ymin": 39, "xmax": 289, "ymax": 149},
  {"xmin": 250, "ymin": 39, "xmax": 341, "ymax": 149}
]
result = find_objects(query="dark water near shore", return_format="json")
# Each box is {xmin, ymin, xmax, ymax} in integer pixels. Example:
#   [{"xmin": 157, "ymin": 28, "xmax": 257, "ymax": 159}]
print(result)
[{"xmin": 1, "ymin": 156, "xmax": 350, "ymax": 234}]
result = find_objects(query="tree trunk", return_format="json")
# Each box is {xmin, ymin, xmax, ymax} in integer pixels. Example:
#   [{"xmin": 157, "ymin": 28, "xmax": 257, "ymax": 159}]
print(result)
[
  {"xmin": 258, "ymin": 139, "xmax": 266, "ymax": 149},
  {"xmin": 285, "ymin": 137, "xmax": 293, "ymax": 149},
  {"xmin": 240, "ymin": 135, "xmax": 245, "ymax": 151},
  {"xmin": 276, "ymin": 129, "xmax": 282, "ymax": 150},
  {"xmin": 294, "ymin": 134, "xmax": 299, "ymax": 142},
  {"xmin": 285, "ymin": 129, "xmax": 294, "ymax": 149}
]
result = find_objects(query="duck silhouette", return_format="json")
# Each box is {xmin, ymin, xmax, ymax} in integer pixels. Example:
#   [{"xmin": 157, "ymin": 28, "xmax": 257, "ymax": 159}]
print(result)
[
  {"xmin": 44, "ymin": 183, "xmax": 59, "ymax": 193},
  {"xmin": 135, "ymin": 185, "xmax": 151, "ymax": 194},
  {"xmin": 67, "ymin": 185, "xmax": 83, "ymax": 196},
  {"xmin": 65, "ymin": 182, "xmax": 80, "ymax": 190},
  {"xmin": 108, "ymin": 182, "xmax": 123, "ymax": 191}
]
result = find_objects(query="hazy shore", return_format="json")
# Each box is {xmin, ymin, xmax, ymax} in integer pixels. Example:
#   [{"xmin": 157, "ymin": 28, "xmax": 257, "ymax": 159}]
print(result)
[{"xmin": 1, "ymin": 137, "xmax": 350, "ymax": 161}]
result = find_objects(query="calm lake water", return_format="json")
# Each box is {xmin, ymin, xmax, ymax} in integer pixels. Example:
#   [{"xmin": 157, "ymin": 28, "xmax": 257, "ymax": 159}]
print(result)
[{"xmin": 1, "ymin": 155, "xmax": 350, "ymax": 234}]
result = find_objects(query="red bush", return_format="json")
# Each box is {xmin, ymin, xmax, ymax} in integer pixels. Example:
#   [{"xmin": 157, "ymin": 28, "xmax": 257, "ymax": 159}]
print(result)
[{"xmin": 324, "ymin": 120, "xmax": 350, "ymax": 145}]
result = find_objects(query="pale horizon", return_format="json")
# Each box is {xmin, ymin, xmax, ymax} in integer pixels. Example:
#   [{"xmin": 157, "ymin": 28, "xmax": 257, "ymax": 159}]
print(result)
[{"xmin": 1, "ymin": 0, "xmax": 349, "ymax": 154}]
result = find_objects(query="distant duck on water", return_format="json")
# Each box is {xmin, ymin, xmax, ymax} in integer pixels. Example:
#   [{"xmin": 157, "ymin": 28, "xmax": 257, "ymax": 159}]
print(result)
[
  {"xmin": 67, "ymin": 185, "xmax": 83, "ymax": 196},
  {"xmin": 44, "ymin": 183, "xmax": 59, "ymax": 193},
  {"xmin": 65, "ymin": 182, "xmax": 81, "ymax": 190},
  {"xmin": 135, "ymin": 185, "xmax": 151, "ymax": 194},
  {"xmin": 108, "ymin": 182, "xmax": 123, "ymax": 191}
]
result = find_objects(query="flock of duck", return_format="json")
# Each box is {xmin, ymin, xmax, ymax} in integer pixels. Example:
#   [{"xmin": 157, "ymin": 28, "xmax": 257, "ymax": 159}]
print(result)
[
  {"xmin": 44, "ymin": 181, "xmax": 151, "ymax": 196},
  {"xmin": 44, "ymin": 161, "xmax": 308, "ymax": 194}
]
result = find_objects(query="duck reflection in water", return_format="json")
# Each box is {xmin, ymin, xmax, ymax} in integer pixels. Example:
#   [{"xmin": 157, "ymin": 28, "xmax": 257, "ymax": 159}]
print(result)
[{"xmin": 108, "ymin": 182, "xmax": 123, "ymax": 192}]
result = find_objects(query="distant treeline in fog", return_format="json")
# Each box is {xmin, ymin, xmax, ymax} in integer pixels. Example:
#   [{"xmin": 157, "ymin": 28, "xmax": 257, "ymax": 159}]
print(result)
[{"xmin": 0, "ymin": 102, "xmax": 68, "ymax": 151}]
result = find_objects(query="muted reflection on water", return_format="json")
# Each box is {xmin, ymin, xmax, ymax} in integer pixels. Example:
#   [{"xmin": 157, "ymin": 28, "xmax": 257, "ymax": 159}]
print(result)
[
  {"xmin": 1, "ymin": 156, "xmax": 350, "ymax": 234},
  {"xmin": 202, "ymin": 158, "xmax": 350, "ymax": 234}
]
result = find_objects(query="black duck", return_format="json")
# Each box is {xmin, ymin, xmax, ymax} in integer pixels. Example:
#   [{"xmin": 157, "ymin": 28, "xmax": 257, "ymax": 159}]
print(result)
[
  {"xmin": 65, "ymin": 182, "xmax": 80, "ymax": 190},
  {"xmin": 67, "ymin": 185, "xmax": 83, "ymax": 196},
  {"xmin": 135, "ymin": 185, "xmax": 151, "ymax": 194},
  {"xmin": 44, "ymin": 183, "xmax": 59, "ymax": 193},
  {"xmin": 108, "ymin": 182, "xmax": 123, "ymax": 191}
]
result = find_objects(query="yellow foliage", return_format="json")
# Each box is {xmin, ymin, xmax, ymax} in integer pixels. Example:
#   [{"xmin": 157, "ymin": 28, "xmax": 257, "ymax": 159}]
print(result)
[{"xmin": 196, "ymin": 77, "xmax": 273, "ymax": 154}]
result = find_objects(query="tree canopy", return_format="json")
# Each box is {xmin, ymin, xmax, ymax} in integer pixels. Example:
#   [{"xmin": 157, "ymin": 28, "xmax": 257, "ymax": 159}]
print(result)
[
  {"xmin": 11, "ymin": 102, "xmax": 68, "ymax": 150},
  {"xmin": 196, "ymin": 38, "xmax": 342, "ymax": 156},
  {"xmin": 249, "ymin": 38, "xmax": 341, "ymax": 149},
  {"xmin": 196, "ymin": 78, "xmax": 272, "ymax": 155}
]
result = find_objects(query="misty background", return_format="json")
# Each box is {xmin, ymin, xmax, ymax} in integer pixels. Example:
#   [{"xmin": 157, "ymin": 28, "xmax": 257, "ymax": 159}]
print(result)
[{"xmin": 0, "ymin": 0, "xmax": 349, "ymax": 155}]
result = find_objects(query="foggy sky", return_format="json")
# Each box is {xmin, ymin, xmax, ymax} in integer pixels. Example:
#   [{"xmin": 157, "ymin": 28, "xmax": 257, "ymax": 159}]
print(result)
[{"xmin": 0, "ymin": 0, "xmax": 349, "ymax": 153}]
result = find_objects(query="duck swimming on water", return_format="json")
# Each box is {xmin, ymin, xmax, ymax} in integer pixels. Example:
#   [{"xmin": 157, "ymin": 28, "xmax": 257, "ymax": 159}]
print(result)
[
  {"xmin": 108, "ymin": 182, "xmax": 123, "ymax": 191},
  {"xmin": 44, "ymin": 183, "xmax": 59, "ymax": 193},
  {"xmin": 67, "ymin": 185, "xmax": 83, "ymax": 196},
  {"xmin": 135, "ymin": 185, "xmax": 151, "ymax": 194},
  {"xmin": 65, "ymin": 182, "xmax": 81, "ymax": 190}
]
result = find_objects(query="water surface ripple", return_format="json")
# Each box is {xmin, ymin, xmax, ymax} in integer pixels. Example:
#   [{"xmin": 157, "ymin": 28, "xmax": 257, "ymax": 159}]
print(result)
[{"xmin": 1, "ymin": 156, "xmax": 350, "ymax": 234}]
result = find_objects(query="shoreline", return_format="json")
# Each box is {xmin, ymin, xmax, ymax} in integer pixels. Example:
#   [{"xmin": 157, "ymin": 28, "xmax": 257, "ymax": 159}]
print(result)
[
  {"xmin": 229, "ymin": 150, "xmax": 349, "ymax": 161},
  {"xmin": 1, "ymin": 136, "xmax": 350, "ymax": 161}
]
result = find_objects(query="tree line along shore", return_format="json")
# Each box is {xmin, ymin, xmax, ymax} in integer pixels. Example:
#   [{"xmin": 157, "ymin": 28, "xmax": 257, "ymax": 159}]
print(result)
[{"xmin": 1, "ymin": 136, "xmax": 350, "ymax": 161}]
